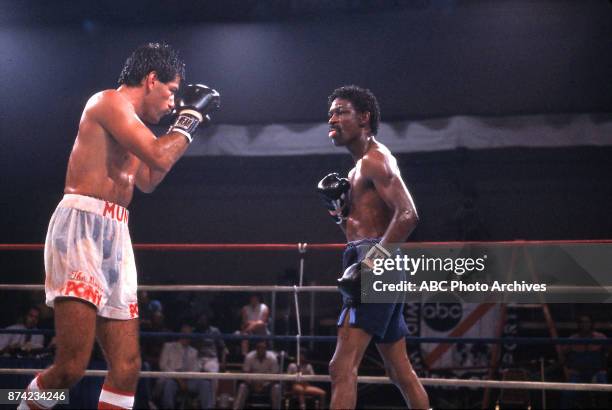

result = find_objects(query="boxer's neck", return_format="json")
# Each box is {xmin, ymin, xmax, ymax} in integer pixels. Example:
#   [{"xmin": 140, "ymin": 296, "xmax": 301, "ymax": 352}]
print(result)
[
  {"xmin": 348, "ymin": 134, "xmax": 374, "ymax": 161},
  {"xmin": 117, "ymin": 85, "xmax": 145, "ymax": 118}
]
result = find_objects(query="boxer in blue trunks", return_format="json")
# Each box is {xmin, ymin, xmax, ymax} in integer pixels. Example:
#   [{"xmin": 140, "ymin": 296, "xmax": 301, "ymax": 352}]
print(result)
[
  {"xmin": 318, "ymin": 86, "xmax": 429, "ymax": 409},
  {"xmin": 337, "ymin": 238, "xmax": 408, "ymax": 343}
]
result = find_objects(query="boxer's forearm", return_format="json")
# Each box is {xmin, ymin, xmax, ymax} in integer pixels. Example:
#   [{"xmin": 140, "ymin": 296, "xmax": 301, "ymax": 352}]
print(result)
[
  {"xmin": 380, "ymin": 208, "xmax": 418, "ymax": 247},
  {"xmin": 136, "ymin": 135, "xmax": 189, "ymax": 192},
  {"xmin": 153, "ymin": 131, "xmax": 191, "ymax": 172}
]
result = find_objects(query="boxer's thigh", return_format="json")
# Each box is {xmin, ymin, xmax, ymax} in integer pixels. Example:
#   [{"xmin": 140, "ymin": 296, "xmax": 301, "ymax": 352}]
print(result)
[
  {"xmin": 96, "ymin": 316, "xmax": 140, "ymax": 370},
  {"xmin": 330, "ymin": 313, "xmax": 372, "ymax": 372},
  {"xmin": 53, "ymin": 298, "xmax": 98, "ymax": 367}
]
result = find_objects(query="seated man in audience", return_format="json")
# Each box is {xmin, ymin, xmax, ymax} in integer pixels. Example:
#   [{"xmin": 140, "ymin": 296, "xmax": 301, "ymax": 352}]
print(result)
[
  {"xmin": 157, "ymin": 323, "xmax": 213, "ymax": 409},
  {"xmin": 195, "ymin": 313, "xmax": 228, "ymax": 407},
  {"xmin": 142, "ymin": 310, "xmax": 171, "ymax": 370},
  {"xmin": 287, "ymin": 348, "xmax": 326, "ymax": 410},
  {"xmin": 234, "ymin": 341, "xmax": 281, "ymax": 410},
  {"xmin": 561, "ymin": 314, "xmax": 609, "ymax": 409},
  {"xmin": 195, "ymin": 312, "xmax": 228, "ymax": 373},
  {"xmin": 240, "ymin": 294, "xmax": 270, "ymax": 355},
  {"xmin": 0, "ymin": 306, "xmax": 45, "ymax": 357},
  {"xmin": 138, "ymin": 290, "xmax": 164, "ymax": 329}
]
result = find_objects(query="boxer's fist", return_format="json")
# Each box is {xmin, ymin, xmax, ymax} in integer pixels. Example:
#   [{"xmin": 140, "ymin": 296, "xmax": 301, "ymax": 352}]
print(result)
[
  {"xmin": 170, "ymin": 84, "xmax": 220, "ymax": 143},
  {"xmin": 337, "ymin": 262, "xmax": 362, "ymax": 305},
  {"xmin": 338, "ymin": 243, "xmax": 391, "ymax": 305},
  {"xmin": 177, "ymin": 84, "xmax": 220, "ymax": 119},
  {"xmin": 317, "ymin": 172, "xmax": 350, "ymax": 224}
]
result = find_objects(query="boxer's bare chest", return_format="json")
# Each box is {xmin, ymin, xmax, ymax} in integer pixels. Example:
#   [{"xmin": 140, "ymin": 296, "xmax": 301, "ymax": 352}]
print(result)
[{"xmin": 346, "ymin": 161, "xmax": 390, "ymax": 240}]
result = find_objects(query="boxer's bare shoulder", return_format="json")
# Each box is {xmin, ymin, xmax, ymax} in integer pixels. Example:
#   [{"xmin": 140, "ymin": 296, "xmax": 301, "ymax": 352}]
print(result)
[
  {"xmin": 65, "ymin": 89, "xmax": 142, "ymax": 206},
  {"xmin": 350, "ymin": 143, "xmax": 398, "ymax": 199},
  {"xmin": 81, "ymin": 90, "xmax": 141, "ymax": 136},
  {"xmin": 359, "ymin": 143, "xmax": 398, "ymax": 180}
]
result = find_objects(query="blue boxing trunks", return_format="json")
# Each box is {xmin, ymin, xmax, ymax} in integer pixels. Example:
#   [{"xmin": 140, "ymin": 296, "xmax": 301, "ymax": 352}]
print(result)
[{"xmin": 337, "ymin": 238, "xmax": 407, "ymax": 343}]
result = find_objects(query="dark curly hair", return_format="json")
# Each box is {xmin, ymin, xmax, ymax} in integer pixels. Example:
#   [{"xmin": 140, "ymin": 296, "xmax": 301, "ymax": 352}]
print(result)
[
  {"xmin": 118, "ymin": 43, "xmax": 185, "ymax": 86},
  {"xmin": 328, "ymin": 85, "xmax": 380, "ymax": 135}
]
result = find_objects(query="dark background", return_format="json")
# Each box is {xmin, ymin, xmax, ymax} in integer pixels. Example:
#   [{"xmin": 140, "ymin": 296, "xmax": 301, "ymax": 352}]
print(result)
[
  {"xmin": 1, "ymin": 2, "xmax": 611, "ymax": 408},
  {"xmin": 0, "ymin": 0, "xmax": 611, "ymax": 308}
]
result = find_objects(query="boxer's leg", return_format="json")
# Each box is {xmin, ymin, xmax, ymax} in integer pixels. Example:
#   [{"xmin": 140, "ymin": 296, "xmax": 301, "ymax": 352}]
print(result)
[
  {"xmin": 328, "ymin": 314, "xmax": 372, "ymax": 410},
  {"xmin": 376, "ymin": 339, "xmax": 429, "ymax": 409},
  {"xmin": 19, "ymin": 299, "xmax": 97, "ymax": 409},
  {"xmin": 40, "ymin": 298, "xmax": 97, "ymax": 387},
  {"xmin": 96, "ymin": 317, "xmax": 141, "ymax": 409}
]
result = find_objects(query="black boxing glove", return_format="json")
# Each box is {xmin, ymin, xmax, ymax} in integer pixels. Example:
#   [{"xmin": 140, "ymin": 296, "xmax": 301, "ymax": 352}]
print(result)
[
  {"xmin": 337, "ymin": 263, "xmax": 362, "ymax": 305},
  {"xmin": 317, "ymin": 172, "xmax": 350, "ymax": 224},
  {"xmin": 338, "ymin": 243, "xmax": 392, "ymax": 305},
  {"xmin": 170, "ymin": 84, "xmax": 220, "ymax": 143}
]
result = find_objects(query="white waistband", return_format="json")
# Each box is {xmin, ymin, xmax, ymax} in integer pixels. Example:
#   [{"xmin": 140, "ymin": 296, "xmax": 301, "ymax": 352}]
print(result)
[{"xmin": 58, "ymin": 194, "xmax": 129, "ymax": 224}]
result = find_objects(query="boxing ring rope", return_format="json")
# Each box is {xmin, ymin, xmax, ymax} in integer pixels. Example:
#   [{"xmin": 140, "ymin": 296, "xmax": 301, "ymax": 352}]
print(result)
[
  {"xmin": 0, "ymin": 284, "xmax": 338, "ymax": 292},
  {"xmin": 0, "ymin": 368, "xmax": 611, "ymax": 392},
  {"xmin": 0, "ymin": 243, "xmax": 345, "ymax": 251},
  {"xmin": 2, "ymin": 239, "xmax": 612, "ymax": 251},
  {"xmin": 2, "ymin": 284, "xmax": 611, "ymax": 294},
  {"xmin": 2, "ymin": 241, "xmax": 612, "ymax": 400},
  {"xmin": 2, "ymin": 327, "xmax": 612, "ymax": 346}
]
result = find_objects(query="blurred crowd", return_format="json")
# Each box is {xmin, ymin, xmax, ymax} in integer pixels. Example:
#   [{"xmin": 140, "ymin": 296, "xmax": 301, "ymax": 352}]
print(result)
[{"xmin": 1, "ymin": 292, "xmax": 609, "ymax": 409}]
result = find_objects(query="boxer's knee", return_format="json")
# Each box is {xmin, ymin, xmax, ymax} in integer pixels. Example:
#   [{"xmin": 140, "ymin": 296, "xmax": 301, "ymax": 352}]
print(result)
[
  {"xmin": 329, "ymin": 358, "xmax": 356, "ymax": 386},
  {"xmin": 50, "ymin": 359, "xmax": 88, "ymax": 387},
  {"xmin": 121, "ymin": 352, "xmax": 141, "ymax": 377},
  {"xmin": 385, "ymin": 364, "xmax": 400, "ymax": 385},
  {"xmin": 387, "ymin": 364, "xmax": 416, "ymax": 391},
  {"xmin": 108, "ymin": 352, "xmax": 141, "ymax": 389}
]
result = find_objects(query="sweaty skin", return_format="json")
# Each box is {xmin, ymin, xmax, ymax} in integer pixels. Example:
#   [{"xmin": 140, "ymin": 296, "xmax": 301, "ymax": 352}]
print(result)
[
  {"xmin": 65, "ymin": 73, "xmax": 189, "ymax": 207},
  {"xmin": 327, "ymin": 97, "xmax": 429, "ymax": 410},
  {"xmin": 33, "ymin": 71, "xmax": 196, "ymax": 399},
  {"xmin": 328, "ymin": 98, "xmax": 418, "ymax": 246},
  {"xmin": 346, "ymin": 144, "xmax": 415, "ymax": 243}
]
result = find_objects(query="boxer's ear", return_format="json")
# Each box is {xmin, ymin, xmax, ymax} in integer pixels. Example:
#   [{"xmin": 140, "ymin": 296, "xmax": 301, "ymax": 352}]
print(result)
[
  {"xmin": 143, "ymin": 71, "xmax": 158, "ymax": 89},
  {"xmin": 359, "ymin": 111, "xmax": 370, "ymax": 128}
]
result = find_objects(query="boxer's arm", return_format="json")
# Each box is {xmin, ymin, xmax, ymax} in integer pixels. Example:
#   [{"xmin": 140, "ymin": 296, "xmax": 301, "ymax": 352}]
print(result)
[
  {"xmin": 362, "ymin": 151, "xmax": 418, "ymax": 247},
  {"xmin": 90, "ymin": 90, "xmax": 190, "ymax": 174},
  {"xmin": 135, "ymin": 161, "xmax": 167, "ymax": 193}
]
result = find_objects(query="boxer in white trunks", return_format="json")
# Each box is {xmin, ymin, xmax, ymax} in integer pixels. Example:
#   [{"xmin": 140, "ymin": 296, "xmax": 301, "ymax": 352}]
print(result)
[{"xmin": 19, "ymin": 43, "xmax": 219, "ymax": 410}]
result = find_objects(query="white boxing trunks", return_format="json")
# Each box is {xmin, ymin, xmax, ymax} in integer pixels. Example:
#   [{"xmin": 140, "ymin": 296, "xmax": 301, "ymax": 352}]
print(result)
[{"xmin": 44, "ymin": 194, "xmax": 139, "ymax": 320}]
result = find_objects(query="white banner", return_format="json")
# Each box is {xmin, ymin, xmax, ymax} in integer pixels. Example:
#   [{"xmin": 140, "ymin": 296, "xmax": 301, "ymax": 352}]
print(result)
[{"xmin": 171, "ymin": 113, "xmax": 612, "ymax": 156}]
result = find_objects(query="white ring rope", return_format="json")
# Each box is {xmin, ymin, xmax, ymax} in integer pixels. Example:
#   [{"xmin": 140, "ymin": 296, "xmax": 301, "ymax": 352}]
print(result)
[
  {"xmin": 293, "ymin": 285, "xmax": 302, "ymax": 371},
  {"xmin": 0, "ymin": 369, "xmax": 610, "ymax": 392},
  {"xmin": 0, "ymin": 284, "xmax": 338, "ymax": 292},
  {"xmin": 295, "ymin": 243, "xmax": 306, "ymax": 373},
  {"xmin": 2, "ymin": 284, "xmax": 611, "ymax": 293},
  {"xmin": 4, "ymin": 241, "xmax": 612, "ymax": 398},
  {"xmin": 298, "ymin": 242, "xmax": 307, "ymax": 287}
]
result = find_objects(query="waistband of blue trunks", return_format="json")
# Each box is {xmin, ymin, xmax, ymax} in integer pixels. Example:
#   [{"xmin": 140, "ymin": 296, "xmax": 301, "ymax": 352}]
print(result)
[{"xmin": 345, "ymin": 237, "xmax": 382, "ymax": 250}]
